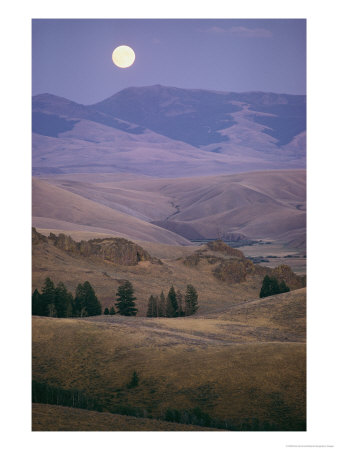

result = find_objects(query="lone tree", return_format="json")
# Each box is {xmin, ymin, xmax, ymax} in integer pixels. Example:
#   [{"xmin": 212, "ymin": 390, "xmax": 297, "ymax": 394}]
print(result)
[
  {"xmin": 109, "ymin": 306, "xmax": 116, "ymax": 315},
  {"xmin": 166, "ymin": 286, "xmax": 178, "ymax": 317},
  {"xmin": 104, "ymin": 307, "xmax": 109, "ymax": 315},
  {"xmin": 115, "ymin": 280, "xmax": 138, "ymax": 316},
  {"xmin": 259, "ymin": 275, "xmax": 290, "ymax": 298},
  {"xmin": 184, "ymin": 284, "xmax": 199, "ymax": 316},
  {"xmin": 127, "ymin": 370, "xmax": 139, "ymax": 388},
  {"xmin": 147, "ymin": 295, "xmax": 158, "ymax": 317}
]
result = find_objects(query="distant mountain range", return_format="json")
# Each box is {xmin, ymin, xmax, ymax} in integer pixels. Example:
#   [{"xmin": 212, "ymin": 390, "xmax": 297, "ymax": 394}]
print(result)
[{"xmin": 32, "ymin": 85, "xmax": 306, "ymax": 177}]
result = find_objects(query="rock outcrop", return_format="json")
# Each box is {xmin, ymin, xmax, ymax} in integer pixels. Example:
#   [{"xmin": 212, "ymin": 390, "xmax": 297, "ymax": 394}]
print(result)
[
  {"xmin": 32, "ymin": 227, "xmax": 48, "ymax": 244},
  {"xmin": 213, "ymin": 260, "xmax": 252, "ymax": 283},
  {"xmin": 32, "ymin": 228, "xmax": 160, "ymax": 266},
  {"xmin": 182, "ymin": 239, "xmax": 305, "ymax": 287}
]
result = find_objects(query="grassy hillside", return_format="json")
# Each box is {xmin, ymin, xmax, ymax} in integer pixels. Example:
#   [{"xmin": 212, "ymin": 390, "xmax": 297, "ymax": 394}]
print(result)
[
  {"xmin": 32, "ymin": 178, "xmax": 190, "ymax": 245},
  {"xmin": 32, "ymin": 230, "xmax": 305, "ymax": 315},
  {"xmin": 32, "ymin": 231, "xmax": 305, "ymax": 315},
  {"xmin": 32, "ymin": 404, "xmax": 218, "ymax": 431},
  {"xmin": 32, "ymin": 233, "xmax": 260, "ymax": 315},
  {"xmin": 32, "ymin": 288, "xmax": 306, "ymax": 431}
]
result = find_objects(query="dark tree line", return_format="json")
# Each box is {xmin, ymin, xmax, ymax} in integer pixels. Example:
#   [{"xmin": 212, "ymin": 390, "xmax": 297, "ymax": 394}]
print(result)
[
  {"xmin": 32, "ymin": 277, "xmax": 102, "ymax": 317},
  {"xmin": 32, "ymin": 380, "xmax": 102, "ymax": 411},
  {"xmin": 32, "ymin": 278, "xmax": 198, "ymax": 318},
  {"xmin": 259, "ymin": 275, "xmax": 290, "ymax": 298},
  {"xmin": 146, "ymin": 284, "xmax": 199, "ymax": 318}
]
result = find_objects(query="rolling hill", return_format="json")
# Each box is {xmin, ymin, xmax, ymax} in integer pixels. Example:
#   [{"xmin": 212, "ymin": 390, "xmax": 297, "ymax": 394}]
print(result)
[
  {"xmin": 34, "ymin": 169, "xmax": 306, "ymax": 248},
  {"xmin": 32, "ymin": 288, "xmax": 306, "ymax": 431},
  {"xmin": 32, "ymin": 178, "xmax": 189, "ymax": 245}
]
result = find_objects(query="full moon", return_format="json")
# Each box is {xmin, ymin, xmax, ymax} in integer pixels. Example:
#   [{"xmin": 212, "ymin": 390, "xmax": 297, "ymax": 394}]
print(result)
[{"xmin": 112, "ymin": 45, "xmax": 135, "ymax": 68}]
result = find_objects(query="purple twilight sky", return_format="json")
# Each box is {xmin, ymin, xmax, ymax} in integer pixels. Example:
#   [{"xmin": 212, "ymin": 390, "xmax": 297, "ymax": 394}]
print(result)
[{"xmin": 32, "ymin": 19, "xmax": 306, "ymax": 105}]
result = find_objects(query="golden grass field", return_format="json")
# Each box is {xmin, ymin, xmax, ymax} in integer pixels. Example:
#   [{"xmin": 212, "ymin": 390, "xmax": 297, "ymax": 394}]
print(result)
[{"xmin": 32, "ymin": 288, "xmax": 306, "ymax": 431}]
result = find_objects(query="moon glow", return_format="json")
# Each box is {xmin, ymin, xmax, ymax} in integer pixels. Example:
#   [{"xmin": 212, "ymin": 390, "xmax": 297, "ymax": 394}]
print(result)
[{"xmin": 112, "ymin": 45, "xmax": 135, "ymax": 68}]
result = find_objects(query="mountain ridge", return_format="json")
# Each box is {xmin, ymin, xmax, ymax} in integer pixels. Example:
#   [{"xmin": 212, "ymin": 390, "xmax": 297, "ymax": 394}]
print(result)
[{"xmin": 32, "ymin": 85, "xmax": 306, "ymax": 177}]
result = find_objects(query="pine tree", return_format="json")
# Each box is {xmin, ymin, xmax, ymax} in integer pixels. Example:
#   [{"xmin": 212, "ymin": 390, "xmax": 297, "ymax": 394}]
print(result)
[
  {"xmin": 54, "ymin": 282, "xmax": 70, "ymax": 318},
  {"xmin": 66, "ymin": 301, "xmax": 74, "ymax": 318},
  {"xmin": 279, "ymin": 280, "xmax": 290, "ymax": 293},
  {"xmin": 83, "ymin": 281, "xmax": 102, "ymax": 316},
  {"xmin": 65, "ymin": 291, "xmax": 74, "ymax": 317},
  {"xmin": 146, "ymin": 295, "xmax": 158, "ymax": 317},
  {"xmin": 74, "ymin": 283, "xmax": 85, "ymax": 316},
  {"xmin": 75, "ymin": 281, "xmax": 101, "ymax": 316},
  {"xmin": 115, "ymin": 281, "xmax": 138, "ymax": 316},
  {"xmin": 153, "ymin": 295, "xmax": 159, "ymax": 317},
  {"xmin": 104, "ymin": 307, "xmax": 109, "ymax": 315},
  {"xmin": 259, "ymin": 275, "xmax": 290, "ymax": 298},
  {"xmin": 32, "ymin": 289, "xmax": 42, "ymax": 316},
  {"xmin": 270, "ymin": 277, "xmax": 280, "ymax": 295},
  {"xmin": 166, "ymin": 286, "xmax": 178, "ymax": 317},
  {"xmin": 176, "ymin": 289, "xmax": 184, "ymax": 317},
  {"xmin": 109, "ymin": 306, "xmax": 116, "ymax": 315},
  {"xmin": 260, "ymin": 275, "xmax": 271, "ymax": 298},
  {"xmin": 41, "ymin": 277, "xmax": 56, "ymax": 316},
  {"xmin": 184, "ymin": 284, "xmax": 199, "ymax": 316},
  {"xmin": 158, "ymin": 291, "xmax": 166, "ymax": 317}
]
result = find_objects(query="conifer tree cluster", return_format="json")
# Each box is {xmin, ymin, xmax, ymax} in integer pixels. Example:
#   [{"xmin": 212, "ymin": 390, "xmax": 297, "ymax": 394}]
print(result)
[
  {"xmin": 104, "ymin": 306, "xmax": 116, "ymax": 315},
  {"xmin": 259, "ymin": 275, "xmax": 290, "ymax": 298},
  {"xmin": 32, "ymin": 277, "xmax": 102, "ymax": 317},
  {"xmin": 33, "ymin": 278, "xmax": 199, "ymax": 319},
  {"xmin": 146, "ymin": 285, "xmax": 199, "ymax": 317}
]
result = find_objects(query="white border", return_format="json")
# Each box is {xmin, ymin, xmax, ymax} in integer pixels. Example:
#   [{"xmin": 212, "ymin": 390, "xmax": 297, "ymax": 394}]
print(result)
[{"xmin": 1, "ymin": 1, "xmax": 337, "ymax": 449}]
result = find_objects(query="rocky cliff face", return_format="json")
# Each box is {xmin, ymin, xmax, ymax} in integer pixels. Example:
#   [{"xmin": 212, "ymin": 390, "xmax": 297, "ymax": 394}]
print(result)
[
  {"xmin": 182, "ymin": 239, "xmax": 305, "ymax": 287},
  {"xmin": 32, "ymin": 228, "xmax": 159, "ymax": 266},
  {"xmin": 32, "ymin": 227, "xmax": 48, "ymax": 245}
]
